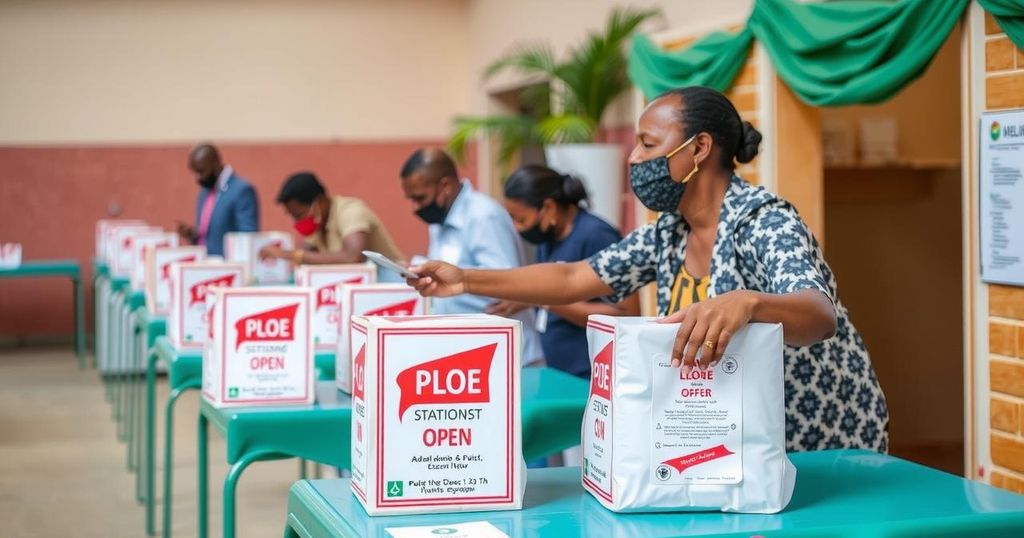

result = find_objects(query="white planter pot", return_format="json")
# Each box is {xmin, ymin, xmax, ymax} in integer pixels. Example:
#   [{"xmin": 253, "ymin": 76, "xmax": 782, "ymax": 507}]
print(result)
[{"xmin": 544, "ymin": 143, "xmax": 624, "ymax": 228}]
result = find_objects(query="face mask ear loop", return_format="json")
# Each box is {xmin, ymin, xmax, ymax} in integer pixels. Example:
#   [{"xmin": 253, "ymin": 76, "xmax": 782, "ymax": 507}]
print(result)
[
  {"xmin": 680, "ymin": 161, "xmax": 700, "ymax": 184},
  {"xmin": 667, "ymin": 134, "xmax": 699, "ymax": 184},
  {"xmin": 666, "ymin": 134, "xmax": 696, "ymax": 159}
]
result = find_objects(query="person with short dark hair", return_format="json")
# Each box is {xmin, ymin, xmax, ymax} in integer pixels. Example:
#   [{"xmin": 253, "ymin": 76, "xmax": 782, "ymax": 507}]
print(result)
[
  {"xmin": 258, "ymin": 171, "xmax": 404, "ymax": 266},
  {"xmin": 400, "ymin": 148, "xmax": 544, "ymax": 363},
  {"xmin": 497, "ymin": 165, "xmax": 640, "ymax": 378},
  {"xmin": 407, "ymin": 87, "xmax": 889, "ymax": 453},
  {"xmin": 177, "ymin": 143, "xmax": 259, "ymax": 256}
]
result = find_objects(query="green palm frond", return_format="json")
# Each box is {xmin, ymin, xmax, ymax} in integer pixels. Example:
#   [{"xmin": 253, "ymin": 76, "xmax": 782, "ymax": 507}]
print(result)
[
  {"xmin": 556, "ymin": 7, "xmax": 661, "ymax": 123},
  {"xmin": 518, "ymin": 83, "xmax": 552, "ymax": 117},
  {"xmin": 483, "ymin": 43, "xmax": 557, "ymax": 81},
  {"xmin": 538, "ymin": 115, "xmax": 597, "ymax": 145},
  {"xmin": 555, "ymin": 35, "xmax": 628, "ymax": 122},
  {"xmin": 605, "ymin": 7, "xmax": 663, "ymax": 48},
  {"xmin": 447, "ymin": 115, "xmax": 542, "ymax": 167},
  {"xmin": 450, "ymin": 6, "xmax": 662, "ymax": 164}
]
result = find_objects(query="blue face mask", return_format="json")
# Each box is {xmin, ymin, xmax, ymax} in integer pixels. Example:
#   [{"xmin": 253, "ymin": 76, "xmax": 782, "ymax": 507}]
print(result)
[{"xmin": 629, "ymin": 135, "xmax": 698, "ymax": 212}]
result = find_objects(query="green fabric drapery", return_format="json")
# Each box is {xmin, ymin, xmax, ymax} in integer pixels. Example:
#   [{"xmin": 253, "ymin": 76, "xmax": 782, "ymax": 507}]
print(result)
[
  {"xmin": 628, "ymin": 29, "xmax": 754, "ymax": 98},
  {"xmin": 751, "ymin": 0, "xmax": 968, "ymax": 106},
  {"xmin": 979, "ymin": 0, "xmax": 1024, "ymax": 49},
  {"xmin": 629, "ymin": 0, "xmax": 978, "ymax": 107}
]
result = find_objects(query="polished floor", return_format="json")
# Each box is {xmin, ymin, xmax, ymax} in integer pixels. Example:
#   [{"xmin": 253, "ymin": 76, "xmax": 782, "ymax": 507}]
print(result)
[{"xmin": 0, "ymin": 347, "xmax": 304, "ymax": 537}]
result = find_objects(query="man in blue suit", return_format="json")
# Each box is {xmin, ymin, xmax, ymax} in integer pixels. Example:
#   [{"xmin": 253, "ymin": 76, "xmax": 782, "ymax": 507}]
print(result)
[{"xmin": 177, "ymin": 143, "xmax": 260, "ymax": 256}]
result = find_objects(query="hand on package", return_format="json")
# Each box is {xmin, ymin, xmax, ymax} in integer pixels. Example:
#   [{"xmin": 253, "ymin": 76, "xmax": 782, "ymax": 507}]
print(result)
[
  {"xmin": 486, "ymin": 300, "xmax": 528, "ymax": 318},
  {"xmin": 407, "ymin": 260, "xmax": 464, "ymax": 297},
  {"xmin": 258, "ymin": 244, "xmax": 288, "ymax": 261},
  {"xmin": 658, "ymin": 290, "xmax": 757, "ymax": 373}
]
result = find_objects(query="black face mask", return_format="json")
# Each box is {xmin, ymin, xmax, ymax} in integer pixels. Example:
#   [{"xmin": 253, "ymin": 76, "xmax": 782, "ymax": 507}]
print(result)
[
  {"xmin": 197, "ymin": 173, "xmax": 217, "ymax": 190},
  {"xmin": 415, "ymin": 199, "xmax": 448, "ymax": 225},
  {"xmin": 414, "ymin": 180, "xmax": 454, "ymax": 225},
  {"xmin": 629, "ymin": 134, "xmax": 697, "ymax": 212},
  {"xmin": 518, "ymin": 210, "xmax": 557, "ymax": 245}
]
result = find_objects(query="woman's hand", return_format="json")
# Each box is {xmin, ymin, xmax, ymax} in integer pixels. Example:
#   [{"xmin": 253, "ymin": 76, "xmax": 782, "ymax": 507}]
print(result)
[
  {"xmin": 485, "ymin": 300, "xmax": 529, "ymax": 318},
  {"xmin": 407, "ymin": 260, "xmax": 466, "ymax": 297},
  {"xmin": 658, "ymin": 290, "xmax": 758, "ymax": 372}
]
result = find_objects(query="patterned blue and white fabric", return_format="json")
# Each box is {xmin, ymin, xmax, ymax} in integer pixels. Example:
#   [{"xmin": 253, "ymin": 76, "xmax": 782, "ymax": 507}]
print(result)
[{"xmin": 588, "ymin": 175, "xmax": 888, "ymax": 452}]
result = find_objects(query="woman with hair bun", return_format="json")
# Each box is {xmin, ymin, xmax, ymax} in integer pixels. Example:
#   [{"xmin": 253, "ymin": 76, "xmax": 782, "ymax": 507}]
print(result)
[
  {"xmin": 491, "ymin": 164, "xmax": 641, "ymax": 378},
  {"xmin": 410, "ymin": 87, "xmax": 888, "ymax": 452}
]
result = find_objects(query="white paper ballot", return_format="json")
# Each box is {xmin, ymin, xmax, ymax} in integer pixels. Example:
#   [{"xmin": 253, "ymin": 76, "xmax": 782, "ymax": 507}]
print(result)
[{"xmin": 386, "ymin": 521, "xmax": 510, "ymax": 538}]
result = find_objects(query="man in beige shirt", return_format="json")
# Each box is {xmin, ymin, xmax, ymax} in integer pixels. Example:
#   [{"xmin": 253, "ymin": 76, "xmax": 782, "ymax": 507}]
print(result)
[{"xmin": 259, "ymin": 171, "xmax": 404, "ymax": 267}]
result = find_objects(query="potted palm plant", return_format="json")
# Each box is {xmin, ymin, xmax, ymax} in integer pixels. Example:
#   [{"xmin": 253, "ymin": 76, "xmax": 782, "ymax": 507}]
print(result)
[{"xmin": 448, "ymin": 7, "xmax": 662, "ymax": 227}]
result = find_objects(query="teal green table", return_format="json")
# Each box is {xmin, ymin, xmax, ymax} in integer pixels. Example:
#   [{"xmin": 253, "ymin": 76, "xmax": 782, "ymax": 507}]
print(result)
[
  {"xmin": 285, "ymin": 450, "xmax": 1024, "ymax": 538},
  {"xmin": 198, "ymin": 381, "xmax": 351, "ymax": 538},
  {"xmin": 92, "ymin": 259, "xmax": 109, "ymax": 362},
  {"xmin": 95, "ymin": 274, "xmax": 126, "ymax": 376},
  {"xmin": 0, "ymin": 259, "xmax": 85, "ymax": 365},
  {"xmin": 102, "ymin": 276, "xmax": 129, "ymax": 403},
  {"xmin": 92, "ymin": 258, "xmax": 108, "ymax": 279},
  {"xmin": 519, "ymin": 366, "xmax": 589, "ymax": 461},
  {"xmin": 151, "ymin": 336, "xmax": 203, "ymax": 538},
  {"xmin": 153, "ymin": 345, "xmax": 336, "ymax": 538},
  {"xmin": 197, "ymin": 367, "xmax": 587, "ymax": 538},
  {"xmin": 149, "ymin": 338, "xmax": 338, "ymax": 537},
  {"xmin": 114, "ymin": 290, "xmax": 145, "ymax": 440},
  {"xmin": 129, "ymin": 308, "xmax": 165, "ymax": 510}
]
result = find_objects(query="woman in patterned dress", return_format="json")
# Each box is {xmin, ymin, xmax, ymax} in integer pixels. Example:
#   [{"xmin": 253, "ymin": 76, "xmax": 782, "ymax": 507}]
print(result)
[{"xmin": 408, "ymin": 86, "xmax": 888, "ymax": 452}]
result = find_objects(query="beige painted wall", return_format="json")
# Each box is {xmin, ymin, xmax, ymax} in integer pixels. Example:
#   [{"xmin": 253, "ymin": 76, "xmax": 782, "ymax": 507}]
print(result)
[
  {"xmin": 0, "ymin": 0, "xmax": 757, "ymax": 144},
  {"xmin": 0, "ymin": 0, "xmax": 471, "ymax": 143},
  {"xmin": 465, "ymin": 0, "xmax": 754, "ymax": 123}
]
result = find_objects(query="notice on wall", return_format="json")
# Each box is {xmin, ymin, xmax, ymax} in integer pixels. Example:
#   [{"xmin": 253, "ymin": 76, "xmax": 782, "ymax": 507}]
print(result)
[{"xmin": 981, "ymin": 110, "xmax": 1024, "ymax": 287}]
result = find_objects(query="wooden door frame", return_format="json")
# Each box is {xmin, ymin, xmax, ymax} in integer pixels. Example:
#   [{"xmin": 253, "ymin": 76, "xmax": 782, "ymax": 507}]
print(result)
[{"xmin": 963, "ymin": 2, "xmax": 987, "ymax": 482}]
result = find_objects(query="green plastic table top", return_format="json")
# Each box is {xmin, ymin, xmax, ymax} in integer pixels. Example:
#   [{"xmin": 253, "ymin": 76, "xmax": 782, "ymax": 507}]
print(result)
[
  {"xmin": 154, "ymin": 336, "xmax": 204, "ymax": 390},
  {"xmin": 92, "ymin": 259, "xmax": 109, "ymax": 279},
  {"xmin": 133, "ymin": 307, "xmax": 166, "ymax": 337},
  {"xmin": 202, "ymin": 380, "xmax": 353, "ymax": 466},
  {"xmin": 2, "ymin": 258, "xmax": 86, "ymax": 362},
  {"xmin": 520, "ymin": 366, "xmax": 588, "ymax": 460},
  {"xmin": 110, "ymin": 275, "xmax": 130, "ymax": 293},
  {"xmin": 286, "ymin": 450, "xmax": 1024, "ymax": 538},
  {"xmin": 127, "ymin": 289, "xmax": 145, "ymax": 310},
  {"xmin": 199, "ymin": 367, "xmax": 588, "ymax": 469},
  {"xmin": 0, "ymin": 259, "xmax": 81, "ymax": 278},
  {"xmin": 315, "ymin": 353, "xmax": 335, "ymax": 381}
]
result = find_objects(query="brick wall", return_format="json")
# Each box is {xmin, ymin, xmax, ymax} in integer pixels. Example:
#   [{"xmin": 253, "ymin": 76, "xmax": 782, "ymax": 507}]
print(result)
[{"xmin": 983, "ymin": 12, "xmax": 1024, "ymax": 494}]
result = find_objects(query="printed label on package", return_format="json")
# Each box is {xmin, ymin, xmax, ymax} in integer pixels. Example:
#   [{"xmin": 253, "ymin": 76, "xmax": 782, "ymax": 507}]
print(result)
[
  {"xmin": 351, "ymin": 322, "xmax": 369, "ymax": 501},
  {"xmin": 651, "ymin": 354, "xmax": 742, "ymax": 484},
  {"xmin": 583, "ymin": 320, "xmax": 614, "ymax": 502},
  {"xmin": 377, "ymin": 328, "xmax": 514, "ymax": 507},
  {"xmin": 221, "ymin": 295, "xmax": 310, "ymax": 403}
]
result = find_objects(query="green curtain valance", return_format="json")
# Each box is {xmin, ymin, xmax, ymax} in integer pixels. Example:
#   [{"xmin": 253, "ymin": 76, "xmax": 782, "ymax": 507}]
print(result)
[
  {"xmin": 979, "ymin": 0, "xmax": 1024, "ymax": 49},
  {"xmin": 628, "ymin": 0, "xmax": 1021, "ymax": 107}
]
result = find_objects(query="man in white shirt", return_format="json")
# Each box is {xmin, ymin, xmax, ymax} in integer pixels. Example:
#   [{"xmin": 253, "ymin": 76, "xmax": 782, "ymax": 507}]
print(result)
[{"xmin": 400, "ymin": 148, "xmax": 544, "ymax": 364}]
